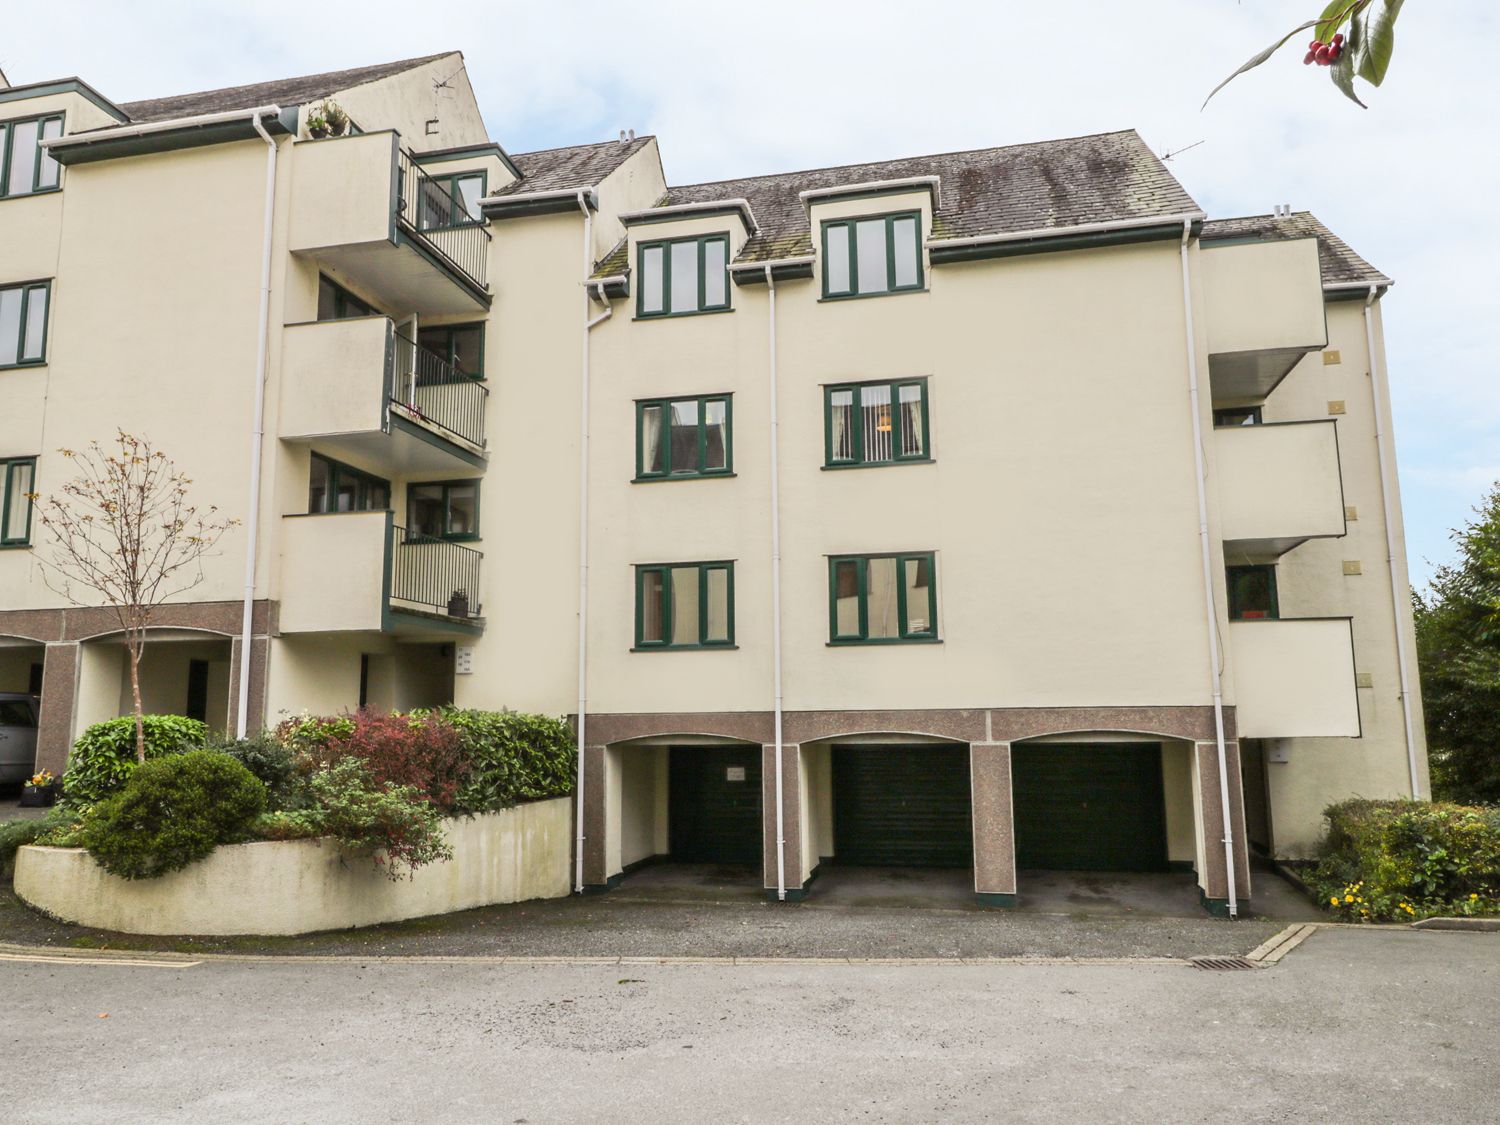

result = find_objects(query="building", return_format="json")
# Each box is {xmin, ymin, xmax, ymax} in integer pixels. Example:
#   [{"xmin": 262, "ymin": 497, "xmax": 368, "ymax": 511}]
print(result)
[{"xmin": 0, "ymin": 52, "xmax": 1427, "ymax": 916}]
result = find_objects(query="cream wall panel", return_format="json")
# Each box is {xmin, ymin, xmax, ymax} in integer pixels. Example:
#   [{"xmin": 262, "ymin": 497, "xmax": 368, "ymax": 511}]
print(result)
[
  {"xmin": 287, "ymin": 132, "xmax": 396, "ymax": 252},
  {"xmin": 1201, "ymin": 238, "xmax": 1326, "ymax": 356},
  {"xmin": 277, "ymin": 512, "xmax": 388, "ymax": 633},
  {"xmin": 330, "ymin": 56, "xmax": 490, "ymax": 153}
]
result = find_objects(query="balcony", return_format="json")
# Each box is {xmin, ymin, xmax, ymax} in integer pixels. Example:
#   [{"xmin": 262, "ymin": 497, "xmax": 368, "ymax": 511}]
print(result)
[
  {"xmin": 1201, "ymin": 238, "xmax": 1326, "ymax": 401},
  {"xmin": 288, "ymin": 132, "xmax": 491, "ymax": 315},
  {"xmin": 279, "ymin": 317, "xmax": 487, "ymax": 472},
  {"xmin": 1215, "ymin": 420, "xmax": 1345, "ymax": 557},
  {"xmin": 1229, "ymin": 618, "xmax": 1359, "ymax": 738},
  {"xmin": 279, "ymin": 511, "xmax": 483, "ymax": 637}
]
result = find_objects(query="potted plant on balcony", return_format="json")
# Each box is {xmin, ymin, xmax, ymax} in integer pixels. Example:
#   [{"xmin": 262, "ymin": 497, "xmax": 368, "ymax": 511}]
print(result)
[
  {"xmin": 447, "ymin": 589, "xmax": 471, "ymax": 619},
  {"xmin": 322, "ymin": 100, "xmax": 350, "ymax": 137},
  {"xmin": 20, "ymin": 770, "xmax": 57, "ymax": 808},
  {"xmin": 305, "ymin": 107, "xmax": 329, "ymax": 140}
]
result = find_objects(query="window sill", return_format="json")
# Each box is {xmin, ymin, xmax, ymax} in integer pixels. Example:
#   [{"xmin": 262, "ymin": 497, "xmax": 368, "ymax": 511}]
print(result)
[
  {"xmin": 633, "ymin": 307, "xmax": 735, "ymax": 322},
  {"xmin": 0, "ymin": 542, "xmax": 34, "ymax": 551},
  {"xmin": 818, "ymin": 287, "xmax": 926, "ymax": 304},
  {"xmin": 631, "ymin": 644, "xmax": 740, "ymax": 653},
  {"xmin": 821, "ymin": 459, "xmax": 934, "ymax": 472},
  {"xmin": 826, "ymin": 637, "xmax": 942, "ymax": 647},
  {"xmin": 0, "ymin": 187, "xmax": 62, "ymax": 204},
  {"xmin": 632, "ymin": 472, "xmax": 737, "ymax": 484},
  {"xmin": 0, "ymin": 360, "xmax": 47, "ymax": 371}
]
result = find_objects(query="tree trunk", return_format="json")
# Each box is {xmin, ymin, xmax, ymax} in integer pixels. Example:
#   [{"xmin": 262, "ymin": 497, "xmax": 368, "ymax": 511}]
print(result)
[{"xmin": 129, "ymin": 641, "xmax": 146, "ymax": 764}]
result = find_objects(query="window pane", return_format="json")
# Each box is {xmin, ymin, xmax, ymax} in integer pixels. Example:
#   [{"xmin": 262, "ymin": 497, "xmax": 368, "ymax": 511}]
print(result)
[
  {"xmin": 669, "ymin": 240, "xmax": 699, "ymax": 313},
  {"xmin": 449, "ymin": 326, "xmax": 483, "ymax": 377},
  {"xmin": 825, "ymin": 224, "xmax": 850, "ymax": 294},
  {"xmin": 703, "ymin": 239, "xmax": 727, "ymax": 308},
  {"xmin": 308, "ymin": 457, "xmax": 330, "ymax": 513},
  {"xmin": 456, "ymin": 175, "xmax": 483, "ymax": 222},
  {"xmin": 829, "ymin": 389, "xmax": 854, "ymax": 461},
  {"xmin": 892, "ymin": 217, "xmax": 919, "ymax": 288},
  {"xmin": 447, "ymin": 482, "xmax": 478, "ymax": 535},
  {"xmin": 6, "ymin": 120, "xmax": 39, "ymax": 195},
  {"xmin": 855, "ymin": 219, "xmax": 888, "ymax": 294},
  {"xmin": 669, "ymin": 400, "xmax": 699, "ymax": 473},
  {"xmin": 897, "ymin": 384, "xmax": 924, "ymax": 457},
  {"xmin": 0, "ymin": 288, "xmax": 20, "ymax": 366},
  {"xmin": 4, "ymin": 463, "xmax": 33, "ymax": 542},
  {"xmin": 367, "ymin": 480, "xmax": 390, "ymax": 511},
  {"xmin": 36, "ymin": 118, "xmax": 62, "ymax": 190},
  {"xmin": 335, "ymin": 475, "xmax": 358, "ymax": 512},
  {"xmin": 833, "ymin": 560, "xmax": 861, "ymax": 637},
  {"xmin": 703, "ymin": 400, "xmax": 727, "ymax": 471},
  {"xmin": 669, "ymin": 567, "xmax": 700, "ymax": 645},
  {"xmin": 903, "ymin": 558, "xmax": 932, "ymax": 635},
  {"xmin": 641, "ymin": 246, "xmax": 665, "ymax": 314},
  {"xmin": 861, "ymin": 384, "xmax": 893, "ymax": 464},
  {"xmin": 408, "ymin": 484, "xmax": 445, "ymax": 536},
  {"xmin": 640, "ymin": 571, "xmax": 665, "ymax": 643},
  {"xmin": 704, "ymin": 567, "xmax": 730, "ymax": 642},
  {"xmin": 866, "ymin": 557, "xmax": 899, "ymax": 638},
  {"xmin": 641, "ymin": 405, "xmax": 664, "ymax": 474},
  {"xmin": 22, "ymin": 287, "xmax": 47, "ymax": 361},
  {"xmin": 1228, "ymin": 567, "xmax": 1277, "ymax": 620}
]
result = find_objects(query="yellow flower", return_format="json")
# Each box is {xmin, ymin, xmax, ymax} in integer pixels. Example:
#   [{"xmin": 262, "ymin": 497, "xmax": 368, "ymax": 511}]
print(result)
[
  {"xmin": 1471, "ymin": 894, "xmax": 1480, "ymax": 901},
  {"xmin": 1345, "ymin": 895, "xmax": 1354, "ymax": 903},
  {"xmin": 1330, "ymin": 896, "xmax": 1340, "ymax": 905}
]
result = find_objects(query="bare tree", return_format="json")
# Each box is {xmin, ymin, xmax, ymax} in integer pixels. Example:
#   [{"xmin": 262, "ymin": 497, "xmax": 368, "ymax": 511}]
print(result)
[{"xmin": 32, "ymin": 431, "xmax": 237, "ymax": 763}]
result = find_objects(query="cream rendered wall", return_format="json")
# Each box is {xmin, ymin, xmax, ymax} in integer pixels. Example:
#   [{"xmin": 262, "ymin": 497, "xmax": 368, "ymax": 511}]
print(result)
[
  {"xmin": 74, "ymin": 642, "xmax": 126, "ymax": 735},
  {"xmin": 618, "ymin": 745, "xmax": 668, "ymax": 867},
  {"xmin": 328, "ymin": 54, "xmax": 490, "ymax": 154},
  {"xmin": 0, "ymin": 646, "xmax": 44, "ymax": 691},
  {"xmin": 1260, "ymin": 298, "xmax": 1427, "ymax": 856},
  {"xmin": 122, "ymin": 639, "xmax": 231, "ymax": 731},
  {"xmin": 591, "ymin": 138, "xmax": 667, "ymax": 265},
  {"xmin": 266, "ymin": 633, "xmax": 373, "ymax": 720},
  {"xmin": 1161, "ymin": 741, "xmax": 1196, "ymax": 864}
]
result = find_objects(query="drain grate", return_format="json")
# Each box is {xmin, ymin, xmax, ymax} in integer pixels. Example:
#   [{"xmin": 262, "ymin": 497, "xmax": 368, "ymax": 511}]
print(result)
[{"xmin": 1189, "ymin": 956, "xmax": 1260, "ymax": 972}]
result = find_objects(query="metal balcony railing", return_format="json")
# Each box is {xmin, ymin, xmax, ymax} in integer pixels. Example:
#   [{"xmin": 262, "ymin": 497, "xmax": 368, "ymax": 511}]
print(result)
[
  {"xmin": 389, "ymin": 523, "xmax": 483, "ymax": 620},
  {"xmin": 395, "ymin": 147, "xmax": 491, "ymax": 293},
  {"xmin": 390, "ymin": 332, "xmax": 487, "ymax": 449}
]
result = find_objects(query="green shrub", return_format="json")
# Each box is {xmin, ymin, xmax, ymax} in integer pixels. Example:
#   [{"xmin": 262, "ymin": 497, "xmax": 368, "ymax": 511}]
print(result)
[
  {"xmin": 62, "ymin": 715, "xmax": 210, "ymax": 809},
  {"xmin": 0, "ymin": 807, "xmax": 80, "ymax": 878},
  {"xmin": 275, "ymin": 713, "xmax": 356, "ymax": 759},
  {"xmin": 270, "ymin": 758, "xmax": 452, "ymax": 880},
  {"xmin": 208, "ymin": 732, "xmax": 309, "ymax": 812},
  {"xmin": 76, "ymin": 750, "xmax": 267, "ymax": 880},
  {"xmin": 430, "ymin": 708, "xmax": 575, "ymax": 815},
  {"xmin": 1311, "ymin": 798, "xmax": 1500, "ymax": 921}
]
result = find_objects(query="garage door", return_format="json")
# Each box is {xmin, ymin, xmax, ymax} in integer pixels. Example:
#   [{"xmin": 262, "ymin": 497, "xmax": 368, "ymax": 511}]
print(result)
[
  {"xmin": 832, "ymin": 746, "xmax": 973, "ymax": 867},
  {"xmin": 668, "ymin": 746, "xmax": 762, "ymax": 864},
  {"xmin": 1011, "ymin": 743, "xmax": 1168, "ymax": 871}
]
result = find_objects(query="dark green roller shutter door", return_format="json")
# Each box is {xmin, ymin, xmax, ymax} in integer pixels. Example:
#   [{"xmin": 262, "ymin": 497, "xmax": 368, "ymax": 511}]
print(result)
[
  {"xmin": 1011, "ymin": 743, "xmax": 1168, "ymax": 872},
  {"xmin": 833, "ymin": 745, "xmax": 973, "ymax": 867},
  {"xmin": 669, "ymin": 746, "xmax": 762, "ymax": 864}
]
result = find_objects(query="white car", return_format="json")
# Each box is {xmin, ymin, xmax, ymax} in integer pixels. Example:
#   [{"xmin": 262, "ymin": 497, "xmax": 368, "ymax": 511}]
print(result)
[{"xmin": 0, "ymin": 694, "xmax": 40, "ymax": 784}]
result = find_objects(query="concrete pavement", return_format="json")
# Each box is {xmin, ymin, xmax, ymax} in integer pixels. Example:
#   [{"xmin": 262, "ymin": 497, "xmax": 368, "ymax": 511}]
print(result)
[{"xmin": 2, "ymin": 926, "xmax": 1495, "ymax": 1123}]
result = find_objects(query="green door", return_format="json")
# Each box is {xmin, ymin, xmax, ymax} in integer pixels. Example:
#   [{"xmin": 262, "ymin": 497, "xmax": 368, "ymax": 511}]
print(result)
[
  {"xmin": 832, "ymin": 745, "xmax": 973, "ymax": 867},
  {"xmin": 1011, "ymin": 743, "xmax": 1169, "ymax": 871},
  {"xmin": 668, "ymin": 746, "xmax": 762, "ymax": 864}
]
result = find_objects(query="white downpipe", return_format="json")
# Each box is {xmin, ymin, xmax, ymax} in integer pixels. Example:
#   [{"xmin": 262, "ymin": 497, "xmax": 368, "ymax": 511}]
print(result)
[
  {"xmin": 574, "ymin": 189, "xmax": 597, "ymax": 893},
  {"xmin": 1363, "ymin": 286, "xmax": 1422, "ymax": 799},
  {"xmin": 234, "ymin": 109, "xmax": 281, "ymax": 738},
  {"xmin": 765, "ymin": 265, "xmax": 786, "ymax": 902},
  {"xmin": 1178, "ymin": 222, "xmax": 1238, "ymax": 918}
]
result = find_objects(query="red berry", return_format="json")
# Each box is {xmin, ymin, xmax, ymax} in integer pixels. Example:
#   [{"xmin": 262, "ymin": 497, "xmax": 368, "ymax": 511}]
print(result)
[
  {"xmin": 1310, "ymin": 39, "xmax": 1322, "ymax": 49},
  {"xmin": 1316, "ymin": 45, "xmax": 1333, "ymax": 63},
  {"xmin": 1333, "ymin": 32, "xmax": 1345, "ymax": 46},
  {"xmin": 1304, "ymin": 50, "xmax": 1317, "ymax": 65}
]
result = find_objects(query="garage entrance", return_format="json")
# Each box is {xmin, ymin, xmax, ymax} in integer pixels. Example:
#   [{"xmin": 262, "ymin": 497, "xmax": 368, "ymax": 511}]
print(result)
[
  {"xmin": 831, "ymin": 745, "xmax": 973, "ymax": 867},
  {"xmin": 1011, "ymin": 743, "xmax": 1169, "ymax": 871},
  {"xmin": 667, "ymin": 746, "xmax": 762, "ymax": 865}
]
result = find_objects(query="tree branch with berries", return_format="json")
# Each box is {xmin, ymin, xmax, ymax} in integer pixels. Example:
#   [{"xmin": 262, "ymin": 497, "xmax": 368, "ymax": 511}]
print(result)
[{"xmin": 1205, "ymin": 0, "xmax": 1406, "ymax": 108}]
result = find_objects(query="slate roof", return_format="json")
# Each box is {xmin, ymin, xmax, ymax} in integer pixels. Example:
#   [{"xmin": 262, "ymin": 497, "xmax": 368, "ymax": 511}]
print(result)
[
  {"xmin": 118, "ymin": 52, "xmax": 455, "ymax": 123},
  {"xmin": 497, "ymin": 136, "xmax": 657, "ymax": 195},
  {"xmin": 1201, "ymin": 212, "xmax": 1390, "ymax": 287},
  {"xmin": 663, "ymin": 129, "xmax": 1201, "ymax": 263}
]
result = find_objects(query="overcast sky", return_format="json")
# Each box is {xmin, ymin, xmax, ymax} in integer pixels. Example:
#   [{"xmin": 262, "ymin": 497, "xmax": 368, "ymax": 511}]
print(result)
[{"xmin": 5, "ymin": 1, "xmax": 1494, "ymax": 586}]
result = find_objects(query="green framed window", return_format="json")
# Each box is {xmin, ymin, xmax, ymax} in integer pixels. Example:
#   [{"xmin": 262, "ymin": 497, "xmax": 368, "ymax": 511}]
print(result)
[
  {"xmin": 0, "ymin": 281, "xmax": 49, "ymax": 368},
  {"xmin": 636, "ymin": 394, "xmax": 732, "ymax": 479},
  {"xmin": 0, "ymin": 113, "xmax": 63, "ymax": 199},
  {"xmin": 1214, "ymin": 406, "xmax": 1263, "ymax": 427},
  {"xmin": 308, "ymin": 453, "xmax": 390, "ymax": 514},
  {"xmin": 637, "ymin": 234, "xmax": 730, "ymax": 318},
  {"xmin": 419, "ymin": 171, "xmax": 486, "ymax": 231},
  {"xmin": 407, "ymin": 479, "xmax": 479, "ymax": 539},
  {"xmin": 828, "ymin": 552, "xmax": 938, "ymax": 644},
  {"xmin": 821, "ymin": 211, "xmax": 923, "ymax": 299},
  {"xmin": 635, "ymin": 561, "xmax": 735, "ymax": 649},
  {"xmin": 1227, "ymin": 565, "xmax": 1279, "ymax": 620},
  {"xmin": 1, "ymin": 457, "xmax": 36, "ymax": 546},
  {"xmin": 825, "ymin": 378, "xmax": 929, "ymax": 466},
  {"xmin": 316, "ymin": 275, "xmax": 377, "ymax": 321},
  {"xmin": 417, "ymin": 323, "xmax": 485, "ymax": 379}
]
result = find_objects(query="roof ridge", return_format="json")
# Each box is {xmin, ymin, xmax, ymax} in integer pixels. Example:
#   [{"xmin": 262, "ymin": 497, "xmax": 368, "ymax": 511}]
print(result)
[
  {"xmin": 508, "ymin": 134, "xmax": 657, "ymax": 159},
  {"xmin": 117, "ymin": 51, "xmax": 457, "ymax": 111},
  {"xmin": 666, "ymin": 128, "xmax": 1145, "ymax": 193}
]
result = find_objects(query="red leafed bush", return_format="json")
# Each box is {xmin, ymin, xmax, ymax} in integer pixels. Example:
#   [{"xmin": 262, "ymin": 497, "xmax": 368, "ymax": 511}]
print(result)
[{"xmin": 334, "ymin": 709, "xmax": 467, "ymax": 811}]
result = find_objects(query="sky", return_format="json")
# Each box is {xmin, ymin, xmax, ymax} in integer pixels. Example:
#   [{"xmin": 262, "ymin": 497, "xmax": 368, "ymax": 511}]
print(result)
[{"xmin": 4, "ymin": 1, "xmax": 1495, "ymax": 587}]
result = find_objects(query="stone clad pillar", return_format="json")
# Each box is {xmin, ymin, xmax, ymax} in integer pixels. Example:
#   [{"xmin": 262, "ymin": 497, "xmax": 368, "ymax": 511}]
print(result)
[
  {"xmin": 763, "ymin": 742, "xmax": 805, "ymax": 901},
  {"xmin": 1195, "ymin": 740, "xmax": 1253, "ymax": 916},
  {"xmin": 971, "ymin": 742, "xmax": 1017, "ymax": 906},
  {"xmin": 33, "ymin": 642, "xmax": 79, "ymax": 777},
  {"xmin": 226, "ymin": 634, "xmax": 271, "ymax": 736},
  {"xmin": 580, "ymin": 744, "xmax": 609, "ymax": 891}
]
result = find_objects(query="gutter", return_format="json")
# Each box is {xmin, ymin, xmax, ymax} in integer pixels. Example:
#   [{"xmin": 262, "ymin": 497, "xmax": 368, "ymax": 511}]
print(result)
[
  {"xmin": 234, "ymin": 108, "xmax": 283, "ymax": 737},
  {"xmin": 619, "ymin": 198, "xmax": 758, "ymax": 232},
  {"xmin": 1177, "ymin": 219, "xmax": 1239, "ymax": 919},
  {"xmin": 42, "ymin": 105, "xmax": 286, "ymax": 154},
  {"xmin": 926, "ymin": 211, "xmax": 1207, "ymax": 251},
  {"xmin": 800, "ymin": 175, "xmax": 942, "ymax": 209},
  {"xmin": 480, "ymin": 186, "xmax": 598, "ymax": 218},
  {"xmin": 1361, "ymin": 284, "xmax": 1423, "ymax": 799}
]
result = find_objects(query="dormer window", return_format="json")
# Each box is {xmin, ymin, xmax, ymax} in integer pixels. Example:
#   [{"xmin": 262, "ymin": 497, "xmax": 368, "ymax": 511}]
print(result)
[
  {"xmin": 822, "ymin": 211, "xmax": 922, "ymax": 299},
  {"xmin": 637, "ymin": 234, "xmax": 730, "ymax": 318},
  {"xmin": 1, "ymin": 113, "xmax": 64, "ymax": 199},
  {"xmin": 419, "ymin": 171, "xmax": 486, "ymax": 230}
]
